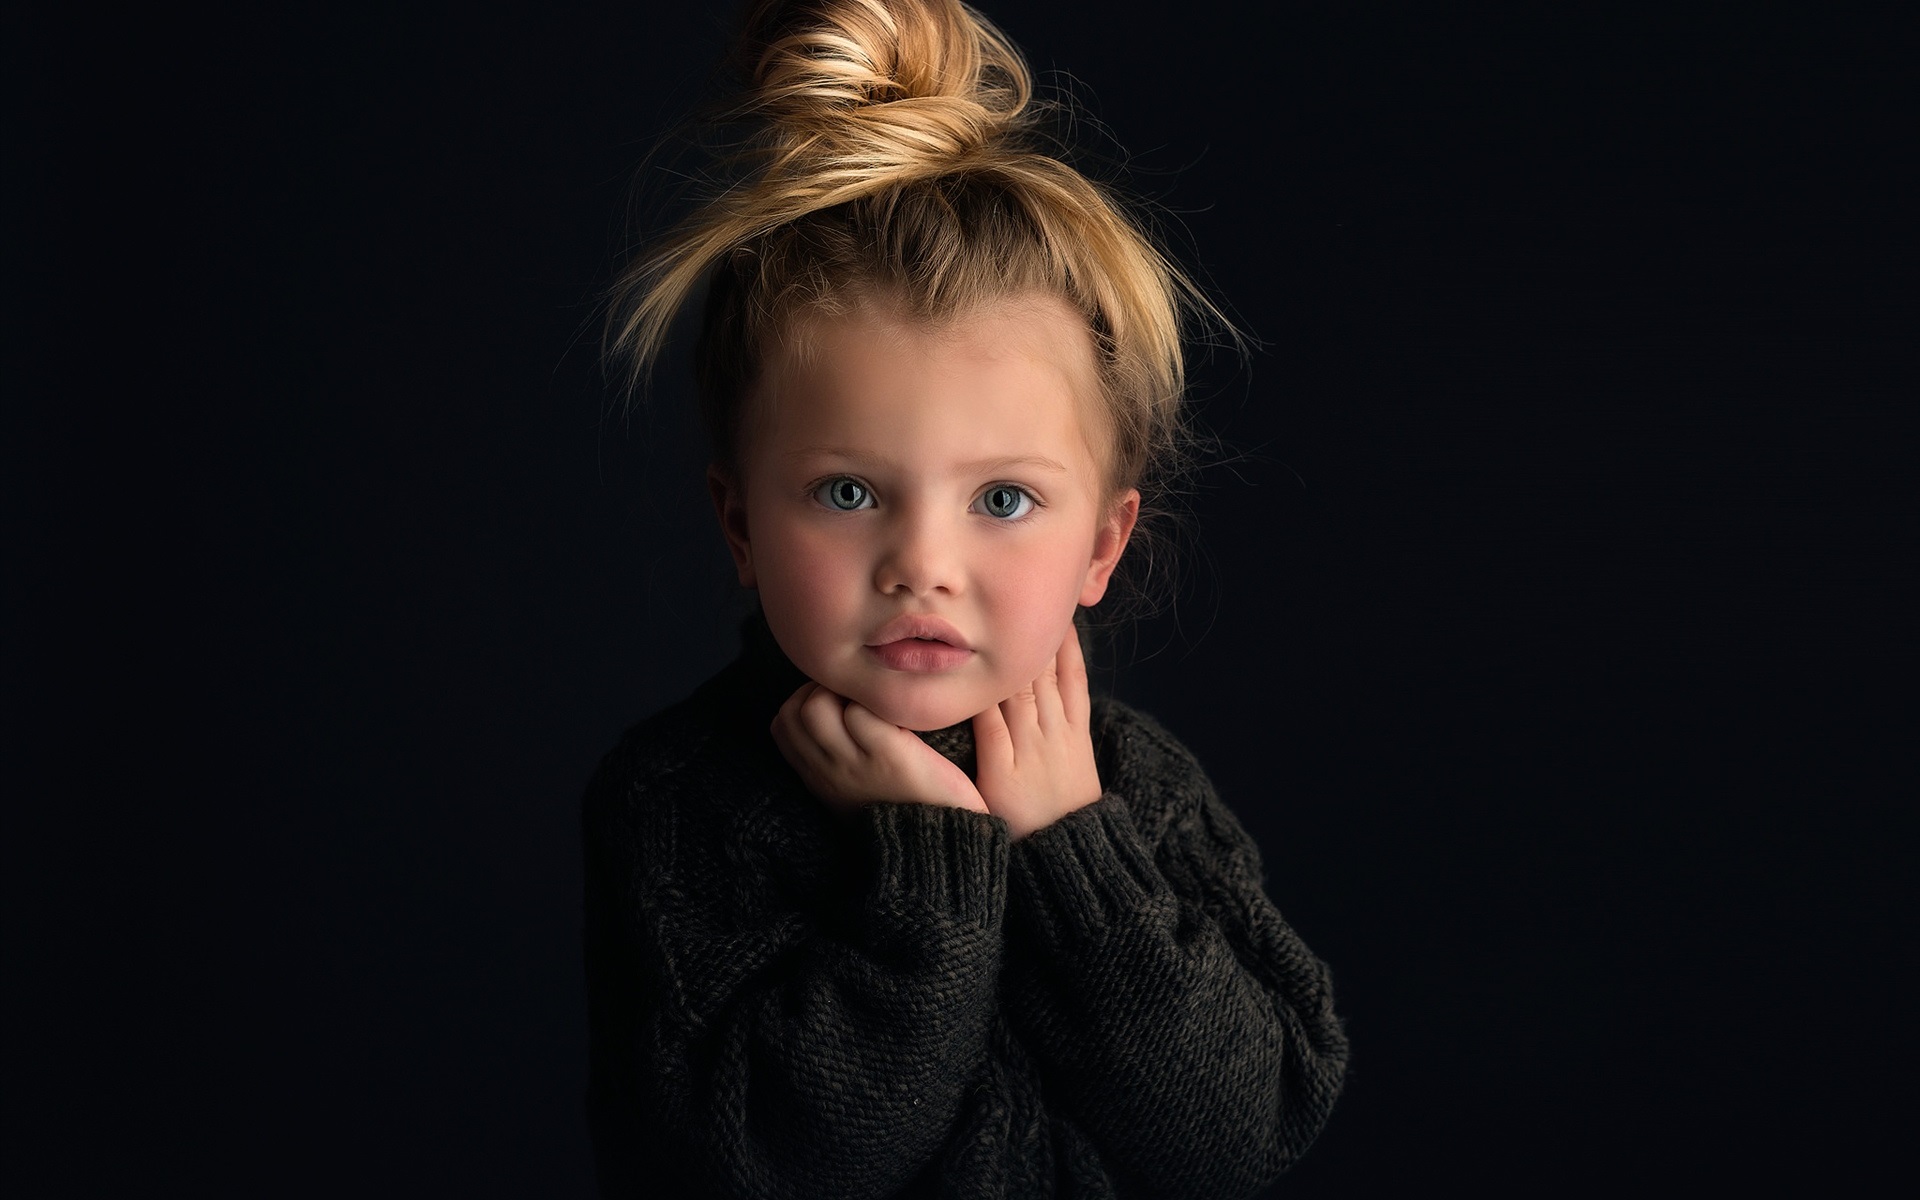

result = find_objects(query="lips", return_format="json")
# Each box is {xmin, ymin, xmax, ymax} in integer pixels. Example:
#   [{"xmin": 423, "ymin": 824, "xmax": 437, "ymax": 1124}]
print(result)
[{"xmin": 867, "ymin": 613, "xmax": 972, "ymax": 651}]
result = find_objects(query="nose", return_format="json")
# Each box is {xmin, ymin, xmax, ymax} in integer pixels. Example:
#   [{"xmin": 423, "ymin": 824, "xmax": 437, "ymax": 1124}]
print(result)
[{"xmin": 872, "ymin": 501, "xmax": 962, "ymax": 599}]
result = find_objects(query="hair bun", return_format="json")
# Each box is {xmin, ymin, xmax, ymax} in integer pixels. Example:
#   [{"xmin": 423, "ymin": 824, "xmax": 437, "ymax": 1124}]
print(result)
[{"xmin": 742, "ymin": 0, "xmax": 1030, "ymax": 170}]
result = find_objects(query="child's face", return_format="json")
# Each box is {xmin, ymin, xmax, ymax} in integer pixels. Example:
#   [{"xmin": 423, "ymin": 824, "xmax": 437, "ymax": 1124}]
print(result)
[{"xmin": 709, "ymin": 291, "xmax": 1139, "ymax": 732}]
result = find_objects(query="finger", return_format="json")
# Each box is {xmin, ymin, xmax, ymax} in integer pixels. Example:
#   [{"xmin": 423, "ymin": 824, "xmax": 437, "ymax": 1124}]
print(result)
[
  {"xmin": 998, "ymin": 677, "xmax": 1041, "ymax": 744},
  {"xmin": 771, "ymin": 682, "xmax": 820, "ymax": 764},
  {"xmin": 998, "ymin": 685, "xmax": 1043, "ymax": 756},
  {"xmin": 972, "ymin": 698, "xmax": 1012, "ymax": 772},
  {"xmin": 771, "ymin": 681, "xmax": 813, "ymax": 741},
  {"xmin": 839, "ymin": 699, "xmax": 902, "ymax": 754},
  {"xmin": 795, "ymin": 684, "xmax": 858, "ymax": 763},
  {"xmin": 778, "ymin": 681, "xmax": 818, "ymax": 720},
  {"xmin": 1030, "ymin": 633, "xmax": 1068, "ymax": 732},
  {"xmin": 1057, "ymin": 622, "xmax": 1090, "ymax": 729}
]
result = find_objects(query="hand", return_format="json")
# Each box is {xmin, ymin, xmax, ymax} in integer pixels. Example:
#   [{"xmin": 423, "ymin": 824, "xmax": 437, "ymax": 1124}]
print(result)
[
  {"xmin": 972, "ymin": 623, "xmax": 1104, "ymax": 842},
  {"xmin": 771, "ymin": 681, "xmax": 990, "ymax": 820}
]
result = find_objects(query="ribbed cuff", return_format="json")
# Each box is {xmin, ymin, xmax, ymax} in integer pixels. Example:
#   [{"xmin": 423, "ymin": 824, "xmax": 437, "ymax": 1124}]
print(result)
[
  {"xmin": 1008, "ymin": 793, "xmax": 1168, "ymax": 949},
  {"xmin": 861, "ymin": 801, "xmax": 1010, "ymax": 930}
]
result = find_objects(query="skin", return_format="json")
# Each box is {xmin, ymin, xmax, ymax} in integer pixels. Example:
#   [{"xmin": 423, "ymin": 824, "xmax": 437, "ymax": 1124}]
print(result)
[{"xmin": 707, "ymin": 290, "xmax": 1140, "ymax": 841}]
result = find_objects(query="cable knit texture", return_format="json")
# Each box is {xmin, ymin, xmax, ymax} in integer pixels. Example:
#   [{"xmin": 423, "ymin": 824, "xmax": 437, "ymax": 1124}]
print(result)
[{"xmin": 581, "ymin": 605, "xmax": 1349, "ymax": 1198}]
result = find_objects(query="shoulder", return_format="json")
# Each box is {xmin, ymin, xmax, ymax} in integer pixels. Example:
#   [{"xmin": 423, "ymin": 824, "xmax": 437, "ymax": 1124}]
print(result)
[
  {"xmin": 580, "ymin": 664, "xmax": 766, "ymax": 843},
  {"xmin": 586, "ymin": 690, "xmax": 712, "ymax": 794},
  {"xmin": 581, "ymin": 663, "xmax": 840, "ymax": 923},
  {"xmin": 1089, "ymin": 693, "xmax": 1219, "ymax": 836},
  {"xmin": 1089, "ymin": 694, "xmax": 1270, "ymax": 882},
  {"xmin": 1091, "ymin": 693, "xmax": 1213, "ymax": 782}
]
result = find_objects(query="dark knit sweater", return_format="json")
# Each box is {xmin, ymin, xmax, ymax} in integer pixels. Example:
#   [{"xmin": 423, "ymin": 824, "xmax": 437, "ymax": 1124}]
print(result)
[{"xmin": 580, "ymin": 606, "xmax": 1349, "ymax": 1199}]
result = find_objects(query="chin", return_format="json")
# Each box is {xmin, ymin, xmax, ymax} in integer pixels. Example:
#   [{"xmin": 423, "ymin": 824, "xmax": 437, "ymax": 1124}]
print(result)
[{"xmin": 853, "ymin": 683, "xmax": 977, "ymax": 733}]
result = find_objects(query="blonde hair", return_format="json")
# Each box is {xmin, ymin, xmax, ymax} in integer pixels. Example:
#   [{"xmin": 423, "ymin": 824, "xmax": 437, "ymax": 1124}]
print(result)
[{"xmin": 606, "ymin": 0, "xmax": 1238, "ymax": 621}]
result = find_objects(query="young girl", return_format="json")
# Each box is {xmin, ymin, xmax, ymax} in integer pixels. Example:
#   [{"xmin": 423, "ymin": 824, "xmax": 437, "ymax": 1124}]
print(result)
[{"xmin": 580, "ymin": 2, "xmax": 1349, "ymax": 1196}]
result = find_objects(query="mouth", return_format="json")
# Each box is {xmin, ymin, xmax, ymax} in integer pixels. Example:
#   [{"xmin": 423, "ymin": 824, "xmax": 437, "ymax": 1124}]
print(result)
[
  {"xmin": 867, "ymin": 637, "xmax": 973, "ymax": 673},
  {"xmin": 867, "ymin": 613, "xmax": 973, "ymax": 651}
]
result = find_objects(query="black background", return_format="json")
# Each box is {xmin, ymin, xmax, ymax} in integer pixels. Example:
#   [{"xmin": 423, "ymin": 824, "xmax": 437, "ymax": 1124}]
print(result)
[{"xmin": 18, "ymin": 2, "xmax": 1910, "ymax": 1195}]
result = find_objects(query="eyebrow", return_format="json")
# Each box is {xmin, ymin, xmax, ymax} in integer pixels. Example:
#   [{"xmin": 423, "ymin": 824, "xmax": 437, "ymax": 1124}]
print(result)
[{"xmin": 782, "ymin": 447, "xmax": 1070, "ymax": 475}]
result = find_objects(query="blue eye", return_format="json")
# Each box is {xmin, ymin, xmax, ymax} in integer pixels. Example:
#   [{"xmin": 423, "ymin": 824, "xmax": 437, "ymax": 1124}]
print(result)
[
  {"xmin": 816, "ymin": 477, "xmax": 871, "ymax": 511},
  {"xmin": 977, "ymin": 485, "xmax": 1035, "ymax": 521}
]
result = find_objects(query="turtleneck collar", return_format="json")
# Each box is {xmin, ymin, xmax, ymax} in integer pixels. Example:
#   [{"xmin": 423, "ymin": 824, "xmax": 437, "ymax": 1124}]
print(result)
[{"xmin": 730, "ymin": 600, "xmax": 979, "ymax": 777}]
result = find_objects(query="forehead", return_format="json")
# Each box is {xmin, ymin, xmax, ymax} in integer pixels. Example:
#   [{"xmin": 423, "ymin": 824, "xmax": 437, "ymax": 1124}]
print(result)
[{"xmin": 753, "ymin": 293, "xmax": 1109, "ymax": 476}]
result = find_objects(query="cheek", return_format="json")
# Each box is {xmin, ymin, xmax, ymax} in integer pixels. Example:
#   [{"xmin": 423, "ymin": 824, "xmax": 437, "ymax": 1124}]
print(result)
[
  {"xmin": 755, "ymin": 515, "xmax": 858, "ymax": 634},
  {"xmin": 989, "ymin": 536, "xmax": 1088, "ymax": 668}
]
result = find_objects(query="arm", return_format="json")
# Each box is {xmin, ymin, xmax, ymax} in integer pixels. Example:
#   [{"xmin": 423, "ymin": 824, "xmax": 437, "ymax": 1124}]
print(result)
[
  {"xmin": 582, "ymin": 735, "xmax": 1011, "ymax": 1200},
  {"xmin": 1003, "ymin": 719, "xmax": 1350, "ymax": 1200}
]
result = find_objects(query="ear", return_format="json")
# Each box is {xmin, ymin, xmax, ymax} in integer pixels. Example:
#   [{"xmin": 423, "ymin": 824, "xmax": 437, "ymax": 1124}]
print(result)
[
  {"xmin": 707, "ymin": 463, "xmax": 757, "ymax": 589},
  {"xmin": 1078, "ymin": 487, "xmax": 1140, "ymax": 608}
]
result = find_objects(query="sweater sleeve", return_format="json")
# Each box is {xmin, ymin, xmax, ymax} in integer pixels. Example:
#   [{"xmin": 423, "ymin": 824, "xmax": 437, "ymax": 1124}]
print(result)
[
  {"xmin": 1002, "ymin": 716, "xmax": 1349, "ymax": 1200},
  {"xmin": 582, "ymin": 736, "xmax": 1012, "ymax": 1200}
]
